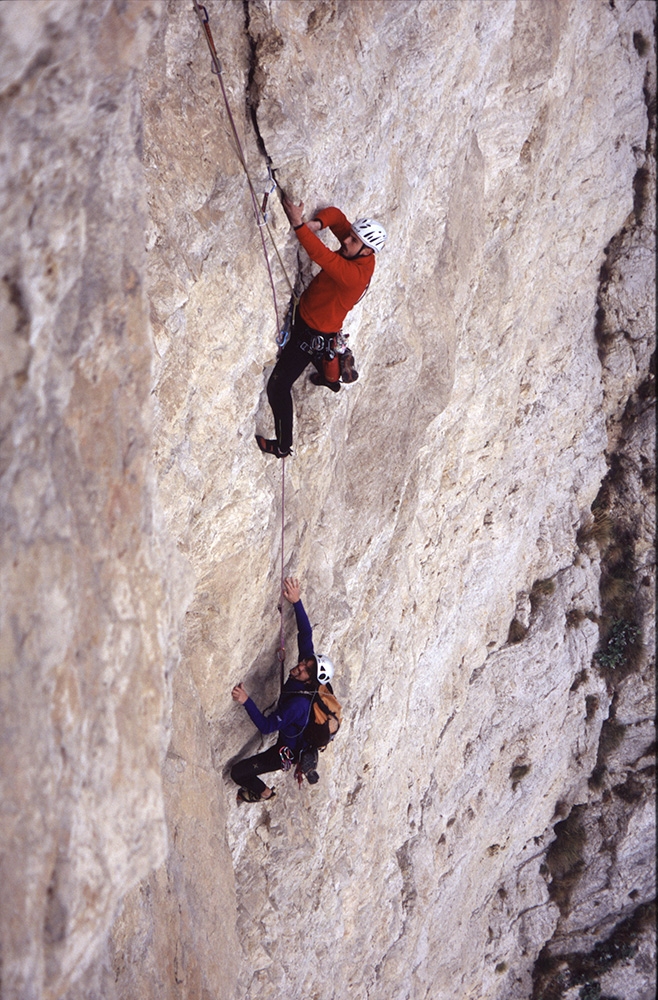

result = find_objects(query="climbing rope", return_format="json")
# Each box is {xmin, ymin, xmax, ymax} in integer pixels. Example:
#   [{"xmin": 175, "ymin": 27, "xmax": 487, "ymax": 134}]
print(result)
[
  {"xmin": 192, "ymin": 1, "xmax": 295, "ymax": 690},
  {"xmin": 277, "ymin": 456, "xmax": 286, "ymax": 689}
]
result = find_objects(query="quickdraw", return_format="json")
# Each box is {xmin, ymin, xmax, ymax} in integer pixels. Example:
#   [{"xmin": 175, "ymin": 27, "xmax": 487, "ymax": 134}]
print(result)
[
  {"xmin": 276, "ymin": 297, "xmax": 297, "ymax": 350},
  {"xmin": 260, "ymin": 164, "xmax": 278, "ymax": 225}
]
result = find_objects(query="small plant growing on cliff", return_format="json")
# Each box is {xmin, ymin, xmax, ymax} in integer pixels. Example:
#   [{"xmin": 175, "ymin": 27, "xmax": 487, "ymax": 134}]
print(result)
[{"xmin": 595, "ymin": 619, "xmax": 640, "ymax": 669}]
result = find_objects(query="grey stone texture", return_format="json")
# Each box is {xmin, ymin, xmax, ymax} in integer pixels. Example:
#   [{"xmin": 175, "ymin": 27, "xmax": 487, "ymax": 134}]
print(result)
[{"xmin": 0, "ymin": 2, "xmax": 654, "ymax": 1000}]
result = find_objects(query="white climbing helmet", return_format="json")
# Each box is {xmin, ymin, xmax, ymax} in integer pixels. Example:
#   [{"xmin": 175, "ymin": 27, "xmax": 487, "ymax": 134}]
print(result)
[
  {"xmin": 351, "ymin": 217, "xmax": 387, "ymax": 253},
  {"xmin": 315, "ymin": 654, "xmax": 334, "ymax": 685}
]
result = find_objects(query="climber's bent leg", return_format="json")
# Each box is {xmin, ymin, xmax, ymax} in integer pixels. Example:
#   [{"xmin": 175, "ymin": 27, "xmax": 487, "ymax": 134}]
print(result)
[
  {"xmin": 230, "ymin": 744, "xmax": 283, "ymax": 798},
  {"xmin": 266, "ymin": 336, "xmax": 312, "ymax": 453}
]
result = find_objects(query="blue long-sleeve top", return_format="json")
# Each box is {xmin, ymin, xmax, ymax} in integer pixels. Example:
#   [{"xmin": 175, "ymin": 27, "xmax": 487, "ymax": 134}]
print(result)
[
  {"xmin": 292, "ymin": 597, "xmax": 314, "ymax": 661},
  {"xmin": 243, "ymin": 599, "xmax": 316, "ymax": 753}
]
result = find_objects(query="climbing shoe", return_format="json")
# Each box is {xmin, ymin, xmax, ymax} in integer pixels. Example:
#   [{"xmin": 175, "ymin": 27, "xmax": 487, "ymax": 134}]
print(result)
[
  {"xmin": 310, "ymin": 373, "xmax": 340, "ymax": 393},
  {"xmin": 255, "ymin": 435, "xmax": 291, "ymax": 458},
  {"xmin": 237, "ymin": 787, "xmax": 276, "ymax": 804}
]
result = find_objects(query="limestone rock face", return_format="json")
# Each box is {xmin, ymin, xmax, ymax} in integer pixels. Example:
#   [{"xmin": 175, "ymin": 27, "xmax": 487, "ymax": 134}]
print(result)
[
  {"xmin": 0, "ymin": 2, "xmax": 654, "ymax": 1000},
  {"xmin": 0, "ymin": 3, "xmax": 190, "ymax": 999}
]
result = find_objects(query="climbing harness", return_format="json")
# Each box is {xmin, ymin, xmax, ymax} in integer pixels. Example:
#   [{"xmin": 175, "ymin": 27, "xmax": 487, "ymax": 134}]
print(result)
[
  {"xmin": 281, "ymin": 686, "xmax": 341, "ymax": 788},
  {"xmin": 297, "ymin": 329, "xmax": 341, "ymax": 384},
  {"xmin": 300, "ymin": 333, "xmax": 335, "ymax": 357}
]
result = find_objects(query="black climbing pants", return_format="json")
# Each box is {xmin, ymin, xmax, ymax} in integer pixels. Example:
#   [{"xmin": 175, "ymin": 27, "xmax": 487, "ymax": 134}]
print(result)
[
  {"xmin": 266, "ymin": 314, "xmax": 326, "ymax": 453},
  {"xmin": 230, "ymin": 744, "xmax": 287, "ymax": 797}
]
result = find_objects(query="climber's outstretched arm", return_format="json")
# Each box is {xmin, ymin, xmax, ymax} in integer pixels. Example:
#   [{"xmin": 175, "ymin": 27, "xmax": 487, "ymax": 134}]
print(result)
[
  {"xmin": 281, "ymin": 577, "xmax": 314, "ymax": 661},
  {"xmin": 231, "ymin": 682, "xmax": 248, "ymax": 704}
]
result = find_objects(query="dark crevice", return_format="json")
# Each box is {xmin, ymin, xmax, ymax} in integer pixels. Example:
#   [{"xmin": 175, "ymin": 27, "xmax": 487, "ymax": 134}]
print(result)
[
  {"xmin": 2, "ymin": 273, "xmax": 30, "ymax": 338},
  {"xmin": 632, "ymin": 164, "xmax": 650, "ymax": 222},
  {"xmin": 632, "ymin": 63, "xmax": 656, "ymax": 224},
  {"xmin": 595, "ymin": 65, "xmax": 655, "ymax": 359},
  {"xmin": 241, "ymin": 0, "xmax": 308, "ymax": 305},
  {"xmin": 531, "ymin": 902, "xmax": 655, "ymax": 1000},
  {"xmin": 544, "ymin": 806, "xmax": 588, "ymax": 916},
  {"xmin": 584, "ymin": 356, "xmax": 654, "ymax": 682},
  {"xmin": 242, "ymin": 0, "xmax": 269, "ymax": 162},
  {"xmin": 242, "ymin": 0, "xmax": 285, "ymax": 184},
  {"xmin": 594, "ymin": 222, "xmax": 631, "ymax": 358}
]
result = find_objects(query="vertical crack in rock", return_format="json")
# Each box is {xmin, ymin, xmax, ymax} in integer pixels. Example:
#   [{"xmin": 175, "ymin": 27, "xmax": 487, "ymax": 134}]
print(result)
[
  {"xmin": 532, "ymin": 902, "xmax": 656, "ymax": 1000},
  {"xmin": 243, "ymin": 0, "xmax": 271, "ymax": 163},
  {"xmin": 1, "ymin": 271, "xmax": 30, "ymax": 338},
  {"xmin": 242, "ymin": 0, "xmax": 308, "ymax": 300},
  {"xmin": 0, "ymin": 271, "xmax": 32, "ymax": 477}
]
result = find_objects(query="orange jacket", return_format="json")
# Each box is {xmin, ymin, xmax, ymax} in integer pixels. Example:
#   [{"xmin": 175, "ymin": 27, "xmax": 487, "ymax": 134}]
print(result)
[{"xmin": 295, "ymin": 207, "xmax": 375, "ymax": 333}]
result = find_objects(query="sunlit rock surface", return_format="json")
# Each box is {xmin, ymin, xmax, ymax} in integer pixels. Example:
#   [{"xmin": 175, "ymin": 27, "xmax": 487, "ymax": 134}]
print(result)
[{"xmin": 0, "ymin": 2, "xmax": 654, "ymax": 999}]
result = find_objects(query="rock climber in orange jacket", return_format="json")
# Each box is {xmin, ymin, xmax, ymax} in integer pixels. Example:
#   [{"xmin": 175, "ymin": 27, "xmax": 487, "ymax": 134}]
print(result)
[{"xmin": 256, "ymin": 194, "xmax": 387, "ymax": 458}]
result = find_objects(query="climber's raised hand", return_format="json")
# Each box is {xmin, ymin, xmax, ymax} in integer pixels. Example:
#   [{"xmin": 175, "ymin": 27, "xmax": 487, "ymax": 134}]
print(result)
[
  {"xmin": 282, "ymin": 194, "xmax": 304, "ymax": 228},
  {"xmin": 282, "ymin": 577, "xmax": 301, "ymax": 604}
]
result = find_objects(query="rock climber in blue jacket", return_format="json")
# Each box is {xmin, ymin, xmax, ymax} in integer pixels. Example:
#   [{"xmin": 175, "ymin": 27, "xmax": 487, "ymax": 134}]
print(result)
[{"xmin": 231, "ymin": 577, "xmax": 334, "ymax": 803}]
